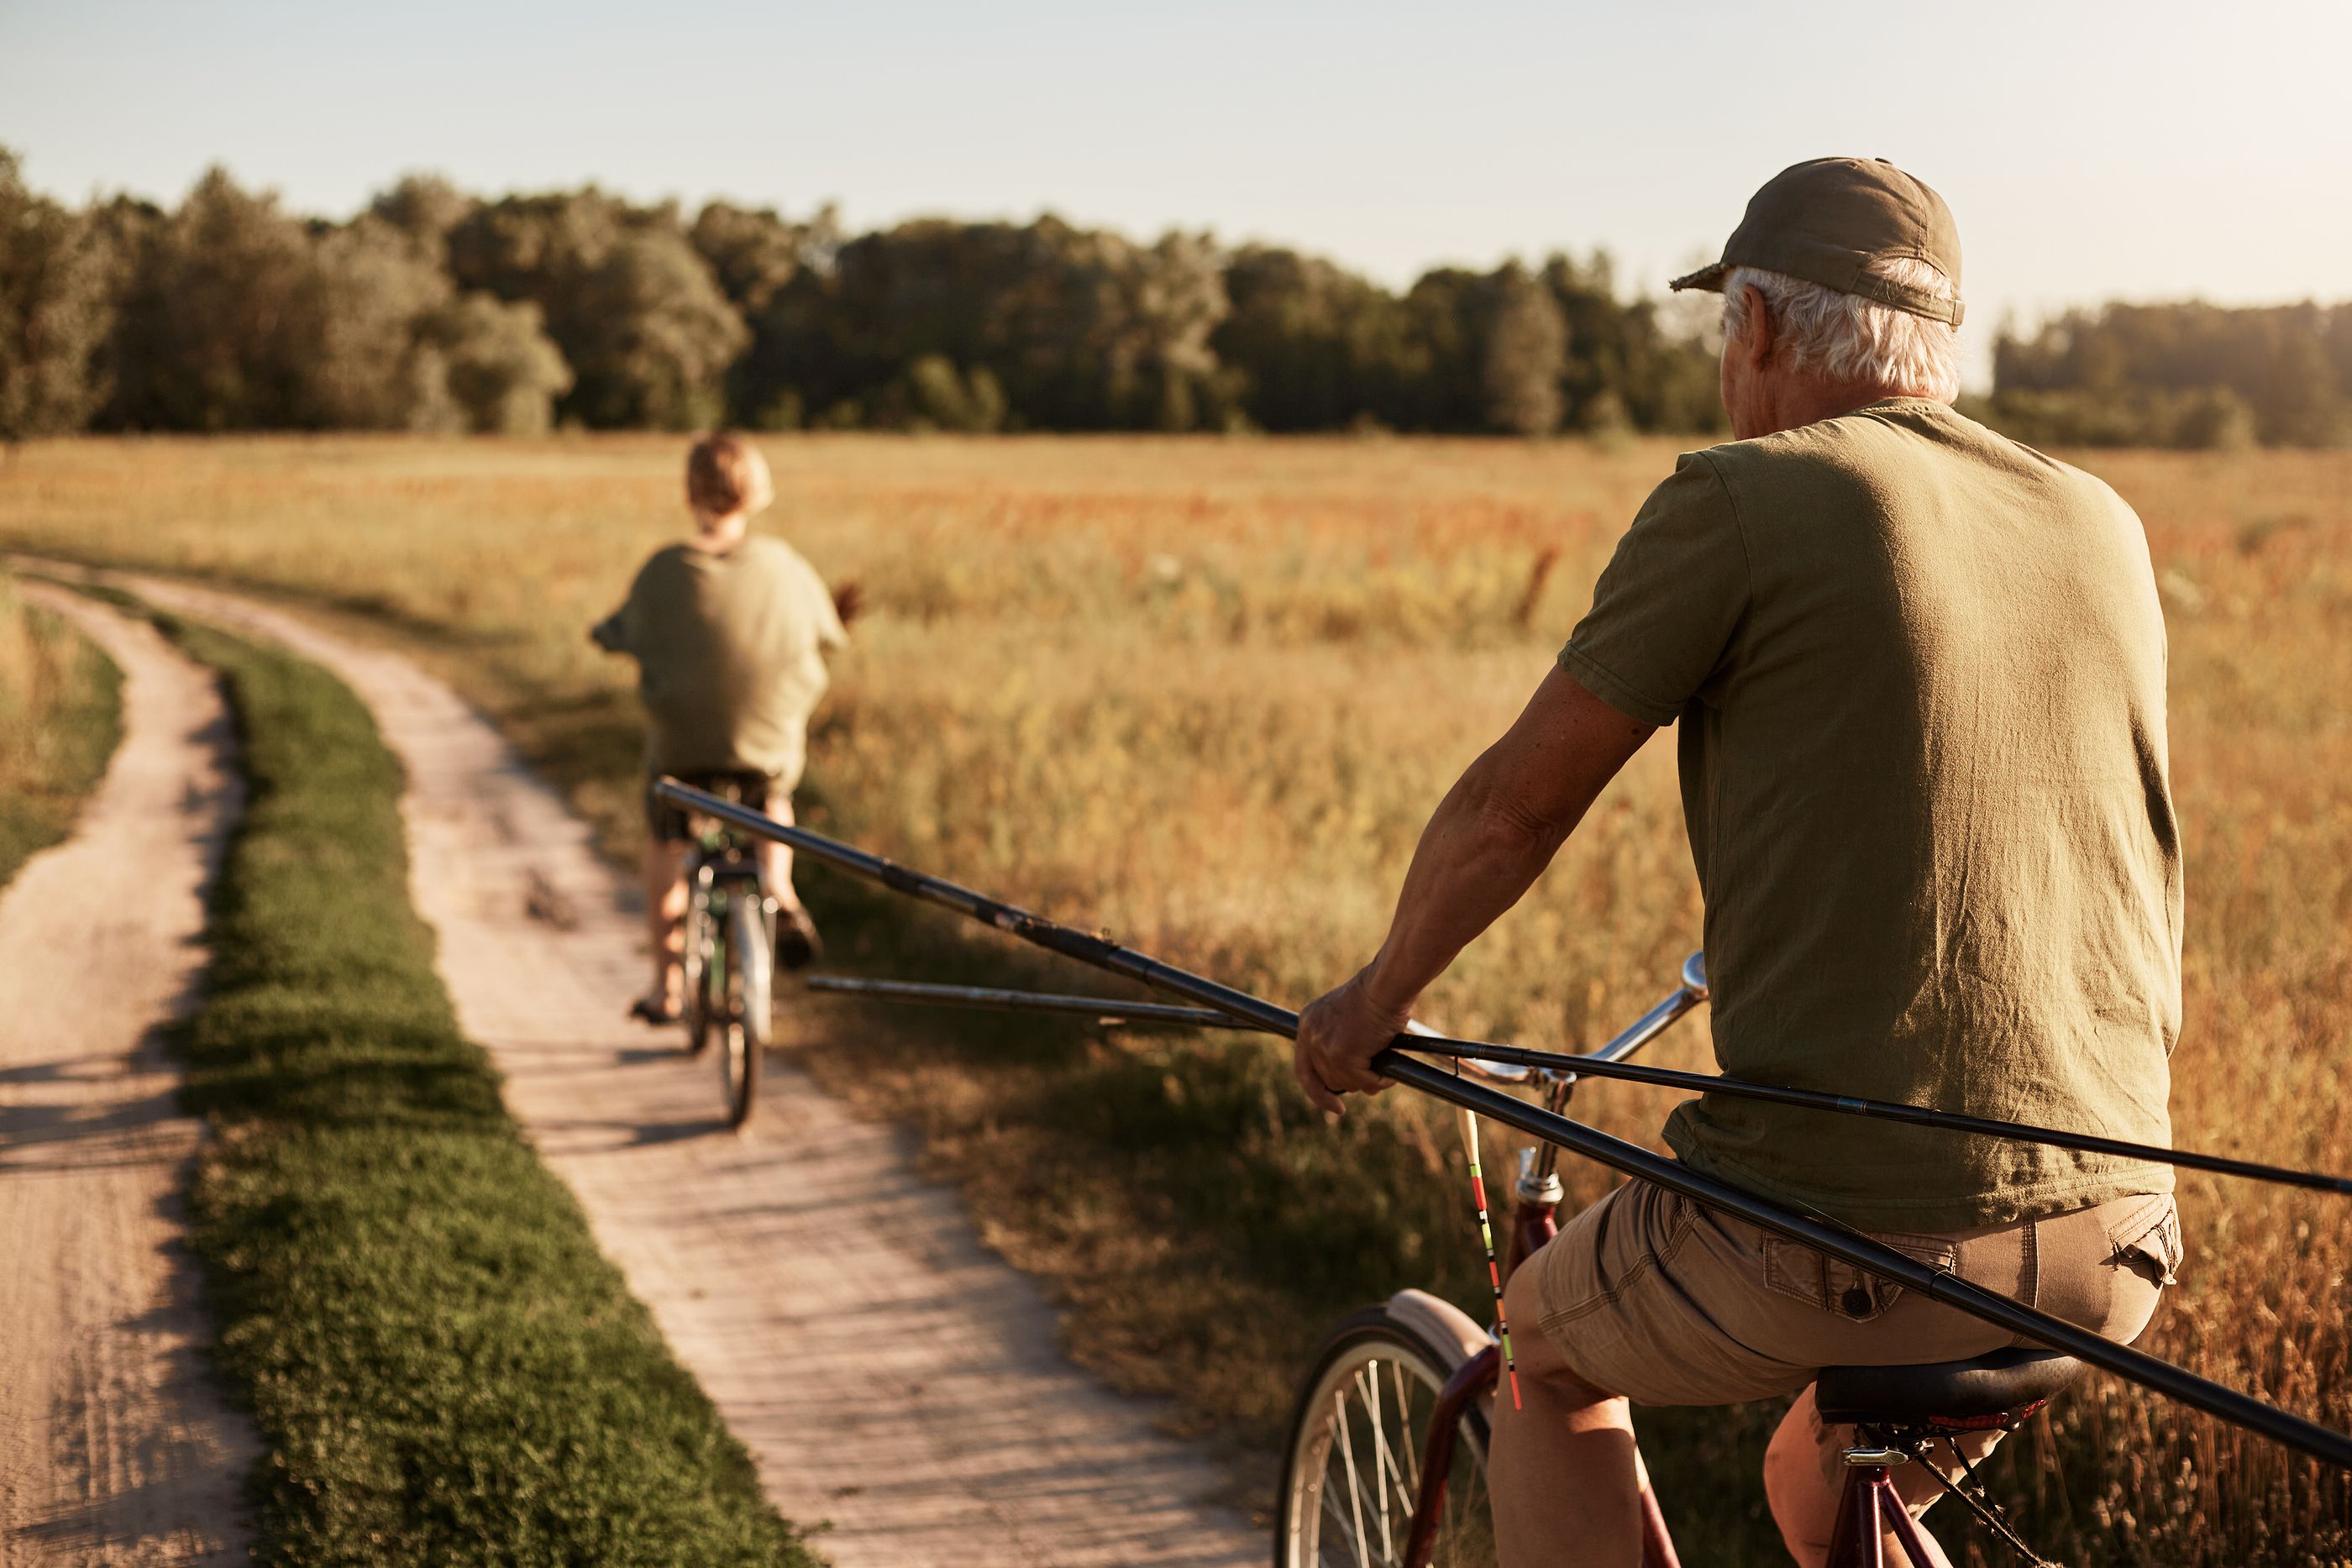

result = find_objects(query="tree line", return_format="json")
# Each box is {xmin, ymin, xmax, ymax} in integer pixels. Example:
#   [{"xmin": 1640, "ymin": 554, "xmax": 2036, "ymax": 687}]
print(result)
[
  {"xmin": 3, "ymin": 149, "xmax": 2345, "ymax": 447},
  {"xmin": 1972, "ymin": 302, "xmax": 2352, "ymax": 449},
  {"xmin": 1, "ymin": 152, "xmax": 1722, "ymax": 440}
]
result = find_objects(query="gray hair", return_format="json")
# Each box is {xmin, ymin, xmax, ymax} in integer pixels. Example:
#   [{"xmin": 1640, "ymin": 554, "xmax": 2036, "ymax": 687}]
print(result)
[{"xmin": 1721, "ymin": 256, "xmax": 1961, "ymax": 403}]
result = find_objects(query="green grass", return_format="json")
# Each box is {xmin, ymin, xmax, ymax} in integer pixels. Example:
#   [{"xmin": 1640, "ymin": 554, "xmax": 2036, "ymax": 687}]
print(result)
[
  {"xmin": 148, "ymin": 605, "xmax": 821, "ymax": 1566},
  {"xmin": 0, "ymin": 570, "xmax": 123, "ymax": 888}
]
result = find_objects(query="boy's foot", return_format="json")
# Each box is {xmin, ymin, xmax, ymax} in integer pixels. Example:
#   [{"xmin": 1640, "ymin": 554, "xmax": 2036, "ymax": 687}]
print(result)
[
  {"xmin": 628, "ymin": 994, "xmax": 683, "ymax": 1026},
  {"xmin": 775, "ymin": 905, "xmax": 822, "ymax": 971}
]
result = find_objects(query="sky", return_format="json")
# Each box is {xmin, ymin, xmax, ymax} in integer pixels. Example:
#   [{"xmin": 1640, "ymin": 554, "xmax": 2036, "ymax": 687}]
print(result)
[{"xmin": 6, "ymin": 0, "xmax": 2349, "ymax": 389}]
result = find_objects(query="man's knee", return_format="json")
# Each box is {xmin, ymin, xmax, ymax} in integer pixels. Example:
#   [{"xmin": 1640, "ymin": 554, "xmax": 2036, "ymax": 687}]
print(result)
[
  {"xmin": 1500, "ymin": 1261, "xmax": 1565, "ymax": 1384},
  {"xmin": 1502, "ymin": 1256, "xmax": 1616, "ymax": 1409}
]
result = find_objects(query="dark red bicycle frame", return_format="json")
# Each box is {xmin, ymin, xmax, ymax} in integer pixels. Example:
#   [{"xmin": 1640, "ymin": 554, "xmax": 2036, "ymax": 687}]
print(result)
[{"xmin": 1825, "ymin": 1462, "xmax": 1942, "ymax": 1568}]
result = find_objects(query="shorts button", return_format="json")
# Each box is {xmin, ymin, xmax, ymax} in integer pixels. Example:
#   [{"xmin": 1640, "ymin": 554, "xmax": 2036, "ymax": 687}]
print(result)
[{"xmin": 1841, "ymin": 1286, "xmax": 1872, "ymax": 1319}]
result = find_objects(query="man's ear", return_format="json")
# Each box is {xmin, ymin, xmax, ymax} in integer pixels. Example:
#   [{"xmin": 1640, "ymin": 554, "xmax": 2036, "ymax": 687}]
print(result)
[{"xmin": 1734, "ymin": 284, "xmax": 1773, "ymax": 369}]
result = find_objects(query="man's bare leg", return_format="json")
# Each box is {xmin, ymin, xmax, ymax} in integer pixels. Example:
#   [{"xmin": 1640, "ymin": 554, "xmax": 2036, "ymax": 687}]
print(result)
[
  {"xmin": 1764, "ymin": 1386, "xmax": 1960, "ymax": 1568},
  {"xmin": 1489, "ymin": 1262, "xmax": 1648, "ymax": 1566},
  {"xmin": 643, "ymin": 836, "xmax": 689, "ymax": 1011}
]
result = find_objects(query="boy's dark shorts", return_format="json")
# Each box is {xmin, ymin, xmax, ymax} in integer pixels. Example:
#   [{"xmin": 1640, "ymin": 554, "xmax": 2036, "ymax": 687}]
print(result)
[{"xmin": 645, "ymin": 769, "xmax": 776, "ymax": 843}]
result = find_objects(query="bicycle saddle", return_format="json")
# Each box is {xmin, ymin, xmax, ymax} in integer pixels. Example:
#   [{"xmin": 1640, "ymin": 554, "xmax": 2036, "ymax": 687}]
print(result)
[{"xmin": 1814, "ymin": 1347, "xmax": 2083, "ymax": 1427}]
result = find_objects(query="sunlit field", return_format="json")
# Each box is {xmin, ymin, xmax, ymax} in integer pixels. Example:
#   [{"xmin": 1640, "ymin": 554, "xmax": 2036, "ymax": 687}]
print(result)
[{"xmin": 3, "ymin": 433, "xmax": 2345, "ymax": 1564}]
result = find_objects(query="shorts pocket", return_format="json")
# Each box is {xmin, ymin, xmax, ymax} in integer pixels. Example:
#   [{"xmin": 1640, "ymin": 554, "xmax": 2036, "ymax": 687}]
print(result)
[
  {"xmin": 1538, "ymin": 1185, "xmax": 1703, "ymax": 1332},
  {"xmin": 1760, "ymin": 1230, "xmax": 1959, "ymax": 1324},
  {"xmin": 2103, "ymin": 1194, "xmax": 2184, "ymax": 1287}
]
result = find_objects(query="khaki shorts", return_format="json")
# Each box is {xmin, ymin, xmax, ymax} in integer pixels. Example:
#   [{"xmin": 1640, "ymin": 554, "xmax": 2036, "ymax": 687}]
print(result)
[{"xmin": 1528, "ymin": 1178, "xmax": 2182, "ymax": 1407}]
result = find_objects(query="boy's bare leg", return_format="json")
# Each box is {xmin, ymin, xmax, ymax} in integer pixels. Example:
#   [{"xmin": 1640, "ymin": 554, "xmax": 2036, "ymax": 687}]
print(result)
[
  {"xmin": 754, "ymin": 794, "xmax": 825, "ymax": 966},
  {"xmin": 1489, "ymin": 1262, "xmax": 1647, "ymax": 1565},
  {"xmin": 643, "ymin": 836, "xmax": 688, "ymax": 1009},
  {"xmin": 756, "ymin": 793, "xmax": 802, "ymax": 912}
]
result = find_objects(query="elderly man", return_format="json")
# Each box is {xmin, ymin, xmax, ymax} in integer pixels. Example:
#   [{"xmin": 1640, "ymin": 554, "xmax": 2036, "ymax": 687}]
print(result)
[{"xmin": 1293, "ymin": 158, "xmax": 2183, "ymax": 1565}]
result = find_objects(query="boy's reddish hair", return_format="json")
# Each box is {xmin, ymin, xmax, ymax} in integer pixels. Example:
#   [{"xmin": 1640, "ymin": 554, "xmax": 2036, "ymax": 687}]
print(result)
[{"xmin": 685, "ymin": 432, "xmax": 774, "ymax": 518}]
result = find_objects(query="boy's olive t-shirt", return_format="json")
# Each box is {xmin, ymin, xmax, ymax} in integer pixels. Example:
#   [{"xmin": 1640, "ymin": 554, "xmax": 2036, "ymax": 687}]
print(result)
[
  {"xmin": 595, "ymin": 535, "xmax": 845, "ymax": 787},
  {"xmin": 1562, "ymin": 399, "xmax": 2181, "ymax": 1230}
]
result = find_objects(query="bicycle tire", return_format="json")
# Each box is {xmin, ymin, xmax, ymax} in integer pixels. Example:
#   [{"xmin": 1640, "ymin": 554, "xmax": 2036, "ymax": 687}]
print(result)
[
  {"xmin": 1277, "ymin": 1306, "xmax": 1496, "ymax": 1568},
  {"xmin": 681, "ymin": 877, "xmax": 715, "ymax": 1057},
  {"xmin": 719, "ymin": 894, "xmax": 772, "ymax": 1129}
]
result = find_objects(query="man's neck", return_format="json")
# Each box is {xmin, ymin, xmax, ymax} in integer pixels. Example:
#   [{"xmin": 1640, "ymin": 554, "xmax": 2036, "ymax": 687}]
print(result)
[{"xmin": 1745, "ymin": 379, "xmax": 1919, "ymax": 440}]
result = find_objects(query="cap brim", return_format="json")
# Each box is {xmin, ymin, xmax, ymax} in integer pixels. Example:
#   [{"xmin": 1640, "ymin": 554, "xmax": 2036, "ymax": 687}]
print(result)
[{"xmin": 1668, "ymin": 262, "xmax": 1730, "ymax": 294}]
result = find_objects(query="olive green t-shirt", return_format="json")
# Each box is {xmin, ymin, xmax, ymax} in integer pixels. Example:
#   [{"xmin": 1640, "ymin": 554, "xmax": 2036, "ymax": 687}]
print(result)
[
  {"xmin": 1562, "ymin": 399, "xmax": 2181, "ymax": 1230},
  {"xmin": 592, "ymin": 535, "xmax": 846, "ymax": 787}
]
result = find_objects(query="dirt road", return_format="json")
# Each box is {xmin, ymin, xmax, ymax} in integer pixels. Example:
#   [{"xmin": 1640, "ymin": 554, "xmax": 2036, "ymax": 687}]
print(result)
[
  {"xmin": 0, "ymin": 586, "xmax": 253, "ymax": 1565},
  {"xmin": 96, "ymin": 570, "xmax": 1260, "ymax": 1568}
]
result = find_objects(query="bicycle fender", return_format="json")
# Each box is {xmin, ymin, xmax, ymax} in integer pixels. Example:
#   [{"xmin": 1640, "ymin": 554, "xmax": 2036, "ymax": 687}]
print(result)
[{"xmin": 1384, "ymin": 1287, "xmax": 1492, "ymax": 1373}]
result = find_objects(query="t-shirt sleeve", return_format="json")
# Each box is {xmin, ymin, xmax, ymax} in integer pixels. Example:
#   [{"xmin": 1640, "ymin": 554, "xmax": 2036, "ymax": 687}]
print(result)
[
  {"xmin": 799, "ymin": 558, "xmax": 848, "ymax": 652},
  {"xmin": 1557, "ymin": 452, "xmax": 1749, "ymax": 727},
  {"xmin": 590, "ymin": 560, "xmax": 654, "ymax": 653}
]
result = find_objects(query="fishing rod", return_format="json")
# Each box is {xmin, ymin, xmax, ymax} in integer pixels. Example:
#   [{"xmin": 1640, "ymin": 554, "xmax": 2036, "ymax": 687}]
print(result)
[
  {"xmin": 1393, "ymin": 1030, "xmax": 2352, "ymax": 1198},
  {"xmin": 806, "ymin": 974, "xmax": 1251, "ymax": 1030},
  {"xmin": 810, "ymin": 968, "xmax": 2352, "ymax": 1198},
  {"xmin": 653, "ymin": 777, "xmax": 2352, "ymax": 1472}
]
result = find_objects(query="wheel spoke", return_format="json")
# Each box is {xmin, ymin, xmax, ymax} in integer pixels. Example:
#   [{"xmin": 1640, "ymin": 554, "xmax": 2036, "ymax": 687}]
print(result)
[
  {"xmin": 1320, "ymin": 1487, "xmax": 1366, "ymax": 1567},
  {"xmin": 1356, "ymin": 1362, "xmax": 1410, "ymax": 1555},
  {"xmin": 1331, "ymin": 1388, "xmax": 1375, "ymax": 1568},
  {"xmin": 1364, "ymin": 1363, "xmax": 1411, "ymax": 1542},
  {"xmin": 1391, "ymin": 1360, "xmax": 1423, "ymax": 1495}
]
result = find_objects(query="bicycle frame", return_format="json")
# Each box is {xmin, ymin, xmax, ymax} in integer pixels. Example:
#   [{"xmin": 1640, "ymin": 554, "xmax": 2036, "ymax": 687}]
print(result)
[
  {"xmin": 688, "ymin": 852, "xmax": 764, "ymax": 993},
  {"xmin": 1825, "ymin": 1455, "xmax": 1944, "ymax": 1568},
  {"xmin": 679, "ymin": 810, "xmax": 774, "ymax": 1040}
]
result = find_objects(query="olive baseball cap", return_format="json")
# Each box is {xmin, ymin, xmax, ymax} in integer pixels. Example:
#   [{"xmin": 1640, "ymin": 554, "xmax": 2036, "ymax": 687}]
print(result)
[{"xmin": 1670, "ymin": 157, "xmax": 1964, "ymax": 327}]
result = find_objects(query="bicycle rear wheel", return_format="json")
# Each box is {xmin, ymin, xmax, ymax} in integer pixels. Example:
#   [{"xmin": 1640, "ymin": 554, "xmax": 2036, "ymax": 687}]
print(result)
[
  {"xmin": 717, "ymin": 894, "xmax": 771, "ymax": 1129},
  {"xmin": 681, "ymin": 878, "xmax": 715, "ymax": 1056},
  {"xmin": 1278, "ymin": 1306, "xmax": 1496, "ymax": 1568}
]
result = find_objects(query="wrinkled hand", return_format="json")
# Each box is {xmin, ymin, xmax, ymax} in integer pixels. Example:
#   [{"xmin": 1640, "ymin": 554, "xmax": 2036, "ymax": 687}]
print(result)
[
  {"xmin": 1294, "ymin": 970, "xmax": 1411, "ymax": 1116},
  {"xmin": 832, "ymin": 579, "xmax": 866, "ymax": 626}
]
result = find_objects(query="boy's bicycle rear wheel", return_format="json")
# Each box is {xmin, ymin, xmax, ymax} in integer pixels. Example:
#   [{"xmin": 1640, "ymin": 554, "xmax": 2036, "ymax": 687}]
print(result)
[
  {"xmin": 717, "ymin": 894, "xmax": 771, "ymax": 1129},
  {"xmin": 1278, "ymin": 1305, "xmax": 1497, "ymax": 1568},
  {"xmin": 681, "ymin": 881, "xmax": 715, "ymax": 1056}
]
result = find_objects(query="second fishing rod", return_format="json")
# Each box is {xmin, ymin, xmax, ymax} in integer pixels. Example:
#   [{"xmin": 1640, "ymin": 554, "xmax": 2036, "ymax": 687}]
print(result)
[{"xmin": 803, "ymin": 969, "xmax": 2352, "ymax": 1198}]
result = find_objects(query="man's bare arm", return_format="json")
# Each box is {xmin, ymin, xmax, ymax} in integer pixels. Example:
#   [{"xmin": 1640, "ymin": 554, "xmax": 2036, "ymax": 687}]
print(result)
[{"xmin": 1293, "ymin": 667, "xmax": 1654, "ymax": 1114}]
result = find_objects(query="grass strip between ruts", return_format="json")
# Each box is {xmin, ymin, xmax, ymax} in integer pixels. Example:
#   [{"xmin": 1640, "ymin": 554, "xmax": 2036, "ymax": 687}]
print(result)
[{"xmin": 151, "ymin": 606, "xmax": 822, "ymax": 1565}]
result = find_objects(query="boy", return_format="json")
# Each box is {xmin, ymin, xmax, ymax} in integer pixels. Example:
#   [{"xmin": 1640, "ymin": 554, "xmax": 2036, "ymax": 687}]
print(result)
[{"xmin": 591, "ymin": 432, "xmax": 853, "ymax": 1024}]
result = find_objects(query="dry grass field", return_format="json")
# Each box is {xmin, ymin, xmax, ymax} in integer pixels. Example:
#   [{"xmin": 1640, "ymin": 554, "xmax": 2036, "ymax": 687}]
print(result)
[
  {"xmin": 3, "ymin": 433, "xmax": 2345, "ymax": 1563},
  {"xmin": 0, "ymin": 569, "xmax": 123, "ymax": 888}
]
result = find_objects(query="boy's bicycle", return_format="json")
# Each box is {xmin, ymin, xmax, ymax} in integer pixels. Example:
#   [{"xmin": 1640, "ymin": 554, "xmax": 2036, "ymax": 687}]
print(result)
[
  {"xmin": 678, "ymin": 796, "xmax": 777, "ymax": 1129},
  {"xmin": 1276, "ymin": 952, "xmax": 2081, "ymax": 1568}
]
